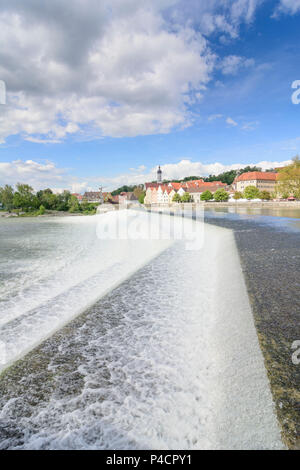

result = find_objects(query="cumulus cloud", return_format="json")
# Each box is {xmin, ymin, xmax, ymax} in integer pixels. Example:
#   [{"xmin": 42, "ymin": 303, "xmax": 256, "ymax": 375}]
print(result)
[
  {"xmin": 0, "ymin": 160, "xmax": 65, "ymax": 189},
  {"xmin": 0, "ymin": 0, "xmax": 268, "ymax": 144},
  {"xmin": 273, "ymin": 0, "xmax": 300, "ymax": 16},
  {"xmin": 167, "ymin": 0, "xmax": 265, "ymax": 38},
  {"xmin": 141, "ymin": 158, "xmax": 292, "ymax": 182},
  {"xmin": 1, "ymin": 158, "xmax": 292, "ymax": 192},
  {"xmin": 0, "ymin": 0, "xmax": 218, "ymax": 144}
]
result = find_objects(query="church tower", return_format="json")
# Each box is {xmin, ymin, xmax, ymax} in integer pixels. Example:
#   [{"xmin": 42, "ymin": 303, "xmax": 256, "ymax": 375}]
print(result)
[{"xmin": 157, "ymin": 165, "xmax": 162, "ymax": 184}]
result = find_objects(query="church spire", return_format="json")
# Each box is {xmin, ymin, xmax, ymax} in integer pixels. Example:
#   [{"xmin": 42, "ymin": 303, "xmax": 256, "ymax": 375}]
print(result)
[{"xmin": 157, "ymin": 165, "xmax": 162, "ymax": 184}]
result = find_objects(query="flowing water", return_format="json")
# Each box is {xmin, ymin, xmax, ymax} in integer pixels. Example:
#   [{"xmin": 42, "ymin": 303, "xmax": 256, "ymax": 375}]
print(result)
[{"xmin": 0, "ymin": 211, "xmax": 284, "ymax": 449}]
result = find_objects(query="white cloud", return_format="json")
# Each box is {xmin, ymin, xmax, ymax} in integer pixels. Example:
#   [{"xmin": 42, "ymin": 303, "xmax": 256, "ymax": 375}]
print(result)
[
  {"xmin": 220, "ymin": 55, "xmax": 255, "ymax": 75},
  {"xmin": 226, "ymin": 117, "xmax": 238, "ymax": 126},
  {"xmin": 0, "ymin": 0, "xmax": 268, "ymax": 144},
  {"xmin": 273, "ymin": 0, "xmax": 300, "ymax": 16},
  {"xmin": 0, "ymin": 1, "xmax": 216, "ymax": 143},
  {"xmin": 145, "ymin": 158, "xmax": 292, "ymax": 181},
  {"xmin": 0, "ymin": 160, "xmax": 65, "ymax": 189},
  {"xmin": 168, "ymin": 0, "xmax": 265, "ymax": 37},
  {"xmin": 0, "ymin": 157, "xmax": 293, "ymax": 192}
]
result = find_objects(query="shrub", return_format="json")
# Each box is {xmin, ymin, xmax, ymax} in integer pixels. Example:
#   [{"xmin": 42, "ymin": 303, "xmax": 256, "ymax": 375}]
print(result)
[
  {"xmin": 181, "ymin": 192, "xmax": 192, "ymax": 202},
  {"xmin": 200, "ymin": 190, "xmax": 213, "ymax": 201},
  {"xmin": 214, "ymin": 189, "xmax": 229, "ymax": 202},
  {"xmin": 172, "ymin": 193, "xmax": 181, "ymax": 203},
  {"xmin": 243, "ymin": 185, "xmax": 260, "ymax": 199},
  {"xmin": 233, "ymin": 191, "xmax": 243, "ymax": 200},
  {"xmin": 38, "ymin": 205, "xmax": 46, "ymax": 215},
  {"xmin": 259, "ymin": 190, "xmax": 271, "ymax": 200}
]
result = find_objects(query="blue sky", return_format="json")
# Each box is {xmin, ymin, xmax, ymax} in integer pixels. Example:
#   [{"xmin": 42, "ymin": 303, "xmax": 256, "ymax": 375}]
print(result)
[{"xmin": 0, "ymin": 0, "xmax": 300, "ymax": 191}]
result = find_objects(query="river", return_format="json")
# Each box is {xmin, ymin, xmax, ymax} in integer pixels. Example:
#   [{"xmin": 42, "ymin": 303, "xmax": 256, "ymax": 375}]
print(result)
[{"xmin": 0, "ymin": 209, "xmax": 292, "ymax": 449}]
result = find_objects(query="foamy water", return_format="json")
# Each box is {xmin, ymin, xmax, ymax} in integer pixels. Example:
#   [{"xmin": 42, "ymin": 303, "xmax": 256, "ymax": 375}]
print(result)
[
  {"xmin": 0, "ymin": 211, "xmax": 284, "ymax": 449},
  {"xmin": 0, "ymin": 213, "xmax": 172, "ymax": 370}
]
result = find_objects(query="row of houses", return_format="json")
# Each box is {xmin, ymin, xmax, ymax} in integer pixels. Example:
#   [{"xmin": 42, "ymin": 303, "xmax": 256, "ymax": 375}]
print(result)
[
  {"xmin": 144, "ymin": 180, "xmax": 228, "ymax": 204},
  {"xmin": 71, "ymin": 168, "xmax": 279, "ymax": 207}
]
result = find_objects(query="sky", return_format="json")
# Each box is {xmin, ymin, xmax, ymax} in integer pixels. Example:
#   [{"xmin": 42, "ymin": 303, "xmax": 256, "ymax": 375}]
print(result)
[{"xmin": 0, "ymin": 0, "xmax": 300, "ymax": 192}]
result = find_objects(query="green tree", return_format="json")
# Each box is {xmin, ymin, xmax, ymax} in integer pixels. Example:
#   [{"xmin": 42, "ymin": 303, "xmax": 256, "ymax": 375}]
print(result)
[
  {"xmin": 204, "ymin": 170, "xmax": 237, "ymax": 185},
  {"xmin": 181, "ymin": 192, "xmax": 192, "ymax": 202},
  {"xmin": 259, "ymin": 190, "xmax": 271, "ymax": 200},
  {"xmin": 233, "ymin": 191, "xmax": 243, "ymax": 200},
  {"xmin": 37, "ymin": 189, "xmax": 58, "ymax": 210},
  {"xmin": 13, "ymin": 183, "xmax": 35, "ymax": 211},
  {"xmin": 68, "ymin": 195, "xmax": 81, "ymax": 212},
  {"xmin": 200, "ymin": 190, "xmax": 213, "ymax": 201},
  {"xmin": 38, "ymin": 205, "xmax": 46, "ymax": 215},
  {"xmin": 214, "ymin": 188, "xmax": 229, "ymax": 202},
  {"xmin": 182, "ymin": 176, "xmax": 202, "ymax": 182},
  {"xmin": 56, "ymin": 190, "xmax": 72, "ymax": 211},
  {"xmin": 138, "ymin": 192, "xmax": 146, "ymax": 204},
  {"xmin": 133, "ymin": 186, "xmax": 144, "ymax": 200},
  {"xmin": 277, "ymin": 156, "xmax": 300, "ymax": 198},
  {"xmin": 243, "ymin": 185, "xmax": 260, "ymax": 199},
  {"xmin": 0, "ymin": 185, "xmax": 14, "ymax": 210},
  {"xmin": 111, "ymin": 185, "xmax": 136, "ymax": 196},
  {"xmin": 172, "ymin": 193, "xmax": 181, "ymax": 203}
]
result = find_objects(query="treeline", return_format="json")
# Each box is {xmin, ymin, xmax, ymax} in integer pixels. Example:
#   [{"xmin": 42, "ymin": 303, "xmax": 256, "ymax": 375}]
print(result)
[
  {"xmin": 111, "ymin": 184, "xmax": 145, "ymax": 201},
  {"xmin": 0, "ymin": 184, "xmax": 96, "ymax": 215},
  {"xmin": 158, "ymin": 166, "xmax": 264, "ymax": 186},
  {"xmin": 203, "ymin": 166, "xmax": 263, "ymax": 185}
]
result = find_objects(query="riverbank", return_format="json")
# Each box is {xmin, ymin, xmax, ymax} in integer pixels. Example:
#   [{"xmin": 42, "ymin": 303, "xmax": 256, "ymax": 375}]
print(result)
[
  {"xmin": 0, "ymin": 210, "xmax": 95, "ymax": 218},
  {"xmin": 146, "ymin": 201, "xmax": 300, "ymax": 209}
]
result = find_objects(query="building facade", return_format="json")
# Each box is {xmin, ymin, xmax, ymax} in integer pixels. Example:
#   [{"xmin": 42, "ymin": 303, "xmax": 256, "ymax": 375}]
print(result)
[{"xmin": 233, "ymin": 172, "xmax": 277, "ymax": 193}]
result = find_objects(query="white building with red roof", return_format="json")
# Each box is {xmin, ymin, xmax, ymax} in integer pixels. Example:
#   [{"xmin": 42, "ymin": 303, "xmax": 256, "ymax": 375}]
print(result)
[{"xmin": 233, "ymin": 172, "xmax": 278, "ymax": 193}]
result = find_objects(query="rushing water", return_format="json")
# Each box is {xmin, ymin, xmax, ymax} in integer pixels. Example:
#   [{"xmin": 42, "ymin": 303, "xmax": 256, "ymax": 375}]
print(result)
[
  {"xmin": 0, "ymin": 212, "xmax": 284, "ymax": 449},
  {"xmin": 0, "ymin": 214, "xmax": 172, "ymax": 371}
]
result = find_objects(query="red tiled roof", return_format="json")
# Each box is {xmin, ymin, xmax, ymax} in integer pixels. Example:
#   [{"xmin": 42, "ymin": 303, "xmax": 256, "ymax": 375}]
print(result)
[
  {"xmin": 168, "ymin": 182, "xmax": 182, "ymax": 190},
  {"xmin": 186, "ymin": 185, "xmax": 225, "ymax": 193},
  {"xmin": 236, "ymin": 172, "xmax": 277, "ymax": 182}
]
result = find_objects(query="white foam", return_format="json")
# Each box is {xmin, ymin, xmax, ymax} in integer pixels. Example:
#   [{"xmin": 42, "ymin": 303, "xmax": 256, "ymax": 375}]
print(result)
[
  {"xmin": 0, "ymin": 216, "xmax": 284, "ymax": 449},
  {"xmin": 0, "ymin": 213, "xmax": 172, "ymax": 371}
]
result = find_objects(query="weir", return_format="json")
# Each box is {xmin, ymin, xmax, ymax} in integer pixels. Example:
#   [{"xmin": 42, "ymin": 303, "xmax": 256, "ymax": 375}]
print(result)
[{"xmin": 0, "ymin": 212, "xmax": 284, "ymax": 449}]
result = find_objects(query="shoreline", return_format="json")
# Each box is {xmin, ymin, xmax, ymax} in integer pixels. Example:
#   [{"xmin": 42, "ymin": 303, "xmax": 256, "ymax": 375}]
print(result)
[
  {"xmin": 146, "ymin": 201, "xmax": 300, "ymax": 209},
  {"xmin": 0, "ymin": 210, "xmax": 94, "ymax": 218}
]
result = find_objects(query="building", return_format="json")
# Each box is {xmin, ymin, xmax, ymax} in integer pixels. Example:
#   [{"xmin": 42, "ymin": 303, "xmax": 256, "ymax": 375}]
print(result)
[
  {"xmin": 233, "ymin": 172, "xmax": 277, "ymax": 193},
  {"xmin": 187, "ymin": 184, "xmax": 228, "ymax": 203},
  {"xmin": 118, "ymin": 192, "xmax": 138, "ymax": 204},
  {"xmin": 144, "ymin": 178, "xmax": 230, "ymax": 205},
  {"xmin": 83, "ymin": 188, "xmax": 104, "ymax": 204}
]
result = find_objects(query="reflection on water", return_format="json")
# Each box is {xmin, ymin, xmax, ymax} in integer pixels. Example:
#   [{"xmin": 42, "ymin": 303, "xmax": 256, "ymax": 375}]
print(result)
[
  {"xmin": 204, "ymin": 205, "xmax": 300, "ymax": 232},
  {"xmin": 206, "ymin": 205, "xmax": 300, "ymax": 219}
]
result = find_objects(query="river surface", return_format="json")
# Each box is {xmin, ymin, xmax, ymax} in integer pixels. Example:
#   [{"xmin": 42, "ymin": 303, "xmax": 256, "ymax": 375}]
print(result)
[
  {"xmin": 0, "ymin": 210, "xmax": 288, "ymax": 449},
  {"xmin": 204, "ymin": 205, "xmax": 300, "ymax": 232}
]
